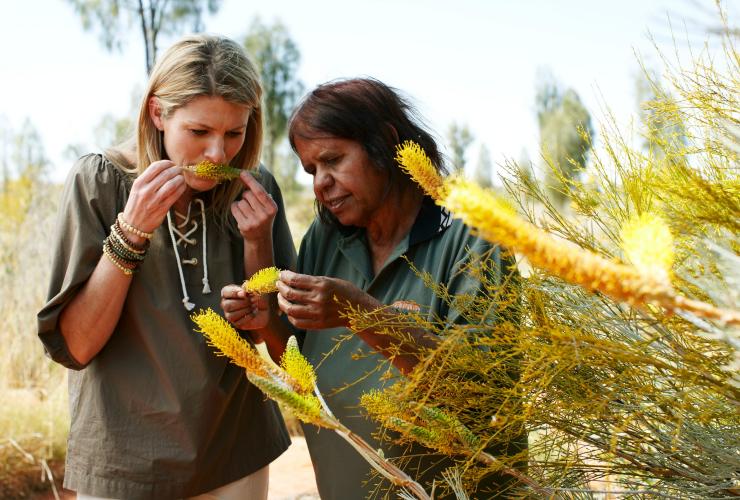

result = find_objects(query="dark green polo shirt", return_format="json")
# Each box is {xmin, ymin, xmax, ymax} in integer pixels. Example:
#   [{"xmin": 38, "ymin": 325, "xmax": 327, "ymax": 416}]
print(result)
[{"xmin": 298, "ymin": 198, "xmax": 520, "ymax": 499}]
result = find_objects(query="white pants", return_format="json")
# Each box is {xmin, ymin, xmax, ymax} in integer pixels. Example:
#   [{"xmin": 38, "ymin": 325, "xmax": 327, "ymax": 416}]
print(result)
[{"xmin": 76, "ymin": 465, "xmax": 269, "ymax": 500}]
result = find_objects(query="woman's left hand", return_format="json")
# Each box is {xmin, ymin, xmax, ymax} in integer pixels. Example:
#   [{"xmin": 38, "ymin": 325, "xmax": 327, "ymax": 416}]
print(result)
[
  {"xmin": 231, "ymin": 171, "xmax": 277, "ymax": 243},
  {"xmin": 276, "ymin": 270, "xmax": 380, "ymax": 330}
]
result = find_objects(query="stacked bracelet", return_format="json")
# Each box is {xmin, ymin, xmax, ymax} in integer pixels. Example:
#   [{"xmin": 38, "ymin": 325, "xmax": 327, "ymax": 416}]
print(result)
[
  {"xmin": 111, "ymin": 220, "xmax": 149, "ymax": 254},
  {"xmin": 103, "ymin": 241, "xmax": 136, "ymax": 276},
  {"xmin": 103, "ymin": 215, "xmax": 151, "ymax": 276},
  {"xmin": 117, "ymin": 212, "xmax": 153, "ymax": 240}
]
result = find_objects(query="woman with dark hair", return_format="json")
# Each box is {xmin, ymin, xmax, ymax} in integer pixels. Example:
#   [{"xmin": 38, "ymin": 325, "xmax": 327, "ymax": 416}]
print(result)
[{"xmin": 222, "ymin": 78, "xmax": 522, "ymax": 498}]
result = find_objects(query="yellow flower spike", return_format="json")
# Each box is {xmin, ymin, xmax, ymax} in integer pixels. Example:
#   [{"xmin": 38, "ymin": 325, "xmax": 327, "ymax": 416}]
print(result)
[
  {"xmin": 442, "ymin": 177, "xmax": 740, "ymax": 324},
  {"xmin": 191, "ymin": 309, "xmax": 270, "ymax": 376},
  {"xmin": 184, "ymin": 160, "xmax": 243, "ymax": 183},
  {"xmin": 620, "ymin": 212, "xmax": 674, "ymax": 279},
  {"xmin": 395, "ymin": 140, "xmax": 445, "ymax": 200},
  {"xmin": 441, "ymin": 177, "xmax": 675, "ymax": 308},
  {"xmin": 243, "ymin": 266, "xmax": 281, "ymax": 294},
  {"xmin": 247, "ymin": 373, "xmax": 322, "ymax": 423},
  {"xmin": 280, "ymin": 336, "xmax": 316, "ymax": 395}
]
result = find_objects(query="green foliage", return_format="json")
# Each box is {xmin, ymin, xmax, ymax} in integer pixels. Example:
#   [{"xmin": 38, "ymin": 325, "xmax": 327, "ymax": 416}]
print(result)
[
  {"xmin": 243, "ymin": 18, "xmax": 304, "ymax": 193},
  {"xmin": 65, "ymin": 0, "xmax": 223, "ymax": 74}
]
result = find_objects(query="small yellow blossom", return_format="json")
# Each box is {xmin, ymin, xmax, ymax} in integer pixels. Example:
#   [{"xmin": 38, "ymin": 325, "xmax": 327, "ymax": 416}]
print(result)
[
  {"xmin": 243, "ymin": 266, "xmax": 281, "ymax": 294},
  {"xmin": 280, "ymin": 336, "xmax": 316, "ymax": 395}
]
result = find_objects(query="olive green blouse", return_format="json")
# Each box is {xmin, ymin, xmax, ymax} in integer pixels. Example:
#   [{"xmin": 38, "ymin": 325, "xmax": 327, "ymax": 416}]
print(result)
[
  {"xmin": 37, "ymin": 155, "xmax": 295, "ymax": 499},
  {"xmin": 297, "ymin": 198, "xmax": 521, "ymax": 499}
]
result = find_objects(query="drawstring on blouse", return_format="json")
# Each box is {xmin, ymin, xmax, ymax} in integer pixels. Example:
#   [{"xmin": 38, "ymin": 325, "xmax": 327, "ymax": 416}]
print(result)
[{"xmin": 166, "ymin": 198, "xmax": 211, "ymax": 311}]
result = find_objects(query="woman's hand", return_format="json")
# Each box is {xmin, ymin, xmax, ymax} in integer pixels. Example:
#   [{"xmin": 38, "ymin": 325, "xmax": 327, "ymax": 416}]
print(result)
[
  {"xmin": 122, "ymin": 160, "xmax": 186, "ymax": 234},
  {"xmin": 231, "ymin": 171, "xmax": 277, "ymax": 243},
  {"xmin": 221, "ymin": 284, "xmax": 271, "ymax": 332},
  {"xmin": 276, "ymin": 270, "xmax": 380, "ymax": 330}
]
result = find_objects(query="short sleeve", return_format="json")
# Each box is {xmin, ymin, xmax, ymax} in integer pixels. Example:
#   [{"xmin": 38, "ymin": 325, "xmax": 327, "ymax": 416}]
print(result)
[{"xmin": 36, "ymin": 154, "xmax": 131, "ymax": 369}]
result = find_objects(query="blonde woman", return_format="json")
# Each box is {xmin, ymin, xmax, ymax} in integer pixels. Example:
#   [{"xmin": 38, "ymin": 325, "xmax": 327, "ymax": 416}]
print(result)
[{"xmin": 37, "ymin": 34, "xmax": 295, "ymax": 499}]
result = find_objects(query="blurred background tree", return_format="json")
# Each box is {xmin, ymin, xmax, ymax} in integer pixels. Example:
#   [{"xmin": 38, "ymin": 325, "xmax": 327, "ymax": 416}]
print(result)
[
  {"xmin": 66, "ymin": 0, "xmax": 224, "ymax": 74},
  {"xmin": 243, "ymin": 17, "xmax": 304, "ymax": 196},
  {"xmin": 446, "ymin": 121, "xmax": 474, "ymax": 173},
  {"xmin": 535, "ymin": 68, "xmax": 594, "ymax": 208},
  {"xmin": 473, "ymin": 143, "xmax": 494, "ymax": 188}
]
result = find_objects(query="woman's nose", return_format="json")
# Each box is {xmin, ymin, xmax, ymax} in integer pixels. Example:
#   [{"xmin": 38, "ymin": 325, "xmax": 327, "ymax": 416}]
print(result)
[
  {"xmin": 313, "ymin": 169, "xmax": 333, "ymax": 192},
  {"xmin": 204, "ymin": 137, "xmax": 226, "ymax": 164}
]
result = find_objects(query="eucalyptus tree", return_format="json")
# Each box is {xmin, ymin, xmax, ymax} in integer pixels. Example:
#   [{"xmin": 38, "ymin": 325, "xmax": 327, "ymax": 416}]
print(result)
[
  {"xmin": 243, "ymin": 18, "xmax": 304, "ymax": 192},
  {"xmin": 66, "ymin": 0, "xmax": 223, "ymax": 74},
  {"xmin": 535, "ymin": 70, "xmax": 594, "ymax": 207},
  {"xmin": 447, "ymin": 122, "xmax": 474, "ymax": 173}
]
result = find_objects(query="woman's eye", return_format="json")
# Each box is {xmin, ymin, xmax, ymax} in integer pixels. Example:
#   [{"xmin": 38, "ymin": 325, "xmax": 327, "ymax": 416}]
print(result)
[
  {"xmin": 226, "ymin": 131, "xmax": 244, "ymax": 138},
  {"xmin": 190, "ymin": 129, "xmax": 207, "ymax": 136}
]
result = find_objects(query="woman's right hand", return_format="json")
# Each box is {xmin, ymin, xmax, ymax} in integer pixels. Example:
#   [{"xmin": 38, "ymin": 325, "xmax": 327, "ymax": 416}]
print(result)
[
  {"xmin": 122, "ymin": 160, "xmax": 187, "ymax": 234},
  {"xmin": 221, "ymin": 284, "xmax": 271, "ymax": 332}
]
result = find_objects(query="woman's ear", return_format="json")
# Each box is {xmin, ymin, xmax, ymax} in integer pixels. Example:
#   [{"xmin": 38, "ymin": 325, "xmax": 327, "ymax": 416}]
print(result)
[{"xmin": 148, "ymin": 96, "xmax": 164, "ymax": 130}]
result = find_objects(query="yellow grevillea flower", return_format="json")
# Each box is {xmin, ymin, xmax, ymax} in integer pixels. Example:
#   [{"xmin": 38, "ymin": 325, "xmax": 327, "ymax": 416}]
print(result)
[
  {"xmin": 395, "ymin": 140, "xmax": 445, "ymax": 199},
  {"xmin": 248, "ymin": 373, "xmax": 322, "ymax": 422},
  {"xmin": 243, "ymin": 266, "xmax": 281, "ymax": 294},
  {"xmin": 620, "ymin": 213, "xmax": 674, "ymax": 279},
  {"xmin": 191, "ymin": 309, "xmax": 269, "ymax": 376},
  {"xmin": 442, "ymin": 178, "xmax": 676, "ymax": 308},
  {"xmin": 280, "ymin": 336, "xmax": 316, "ymax": 395},
  {"xmin": 185, "ymin": 160, "xmax": 242, "ymax": 183}
]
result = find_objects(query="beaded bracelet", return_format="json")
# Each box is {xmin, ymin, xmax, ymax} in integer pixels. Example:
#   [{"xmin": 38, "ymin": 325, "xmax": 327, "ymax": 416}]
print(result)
[
  {"xmin": 103, "ymin": 242, "xmax": 135, "ymax": 276},
  {"xmin": 106, "ymin": 235, "xmax": 146, "ymax": 262},
  {"xmin": 117, "ymin": 212, "xmax": 153, "ymax": 240},
  {"xmin": 111, "ymin": 220, "xmax": 149, "ymax": 253},
  {"xmin": 104, "ymin": 239, "xmax": 140, "ymax": 268},
  {"xmin": 110, "ymin": 229, "xmax": 147, "ymax": 258}
]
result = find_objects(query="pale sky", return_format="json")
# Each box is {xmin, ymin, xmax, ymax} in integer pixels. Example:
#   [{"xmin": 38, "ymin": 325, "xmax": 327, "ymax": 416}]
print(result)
[{"xmin": 0, "ymin": 0, "xmax": 727, "ymax": 182}]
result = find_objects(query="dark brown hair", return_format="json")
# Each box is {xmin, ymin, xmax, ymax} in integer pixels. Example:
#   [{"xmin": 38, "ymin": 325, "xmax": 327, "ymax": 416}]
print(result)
[{"xmin": 288, "ymin": 77, "xmax": 447, "ymax": 225}]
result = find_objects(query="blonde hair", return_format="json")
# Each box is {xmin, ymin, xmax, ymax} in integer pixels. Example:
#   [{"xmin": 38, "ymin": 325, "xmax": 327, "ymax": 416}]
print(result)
[{"xmin": 108, "ymin": 34, "xmax": 263, "ymax": 221}]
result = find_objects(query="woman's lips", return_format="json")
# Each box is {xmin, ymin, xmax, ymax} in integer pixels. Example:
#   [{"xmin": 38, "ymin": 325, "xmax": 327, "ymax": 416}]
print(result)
[{"xmin": 325, "ymin": 195, "xmax": 348, "ymax": 211}]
